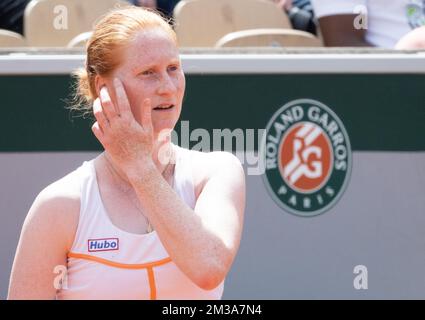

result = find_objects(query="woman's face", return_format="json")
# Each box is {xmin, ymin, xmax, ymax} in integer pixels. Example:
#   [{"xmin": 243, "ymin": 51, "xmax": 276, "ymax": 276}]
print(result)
[{"xmin": 99, "ymin": 28, "xmax": 185, "ymax": 138}]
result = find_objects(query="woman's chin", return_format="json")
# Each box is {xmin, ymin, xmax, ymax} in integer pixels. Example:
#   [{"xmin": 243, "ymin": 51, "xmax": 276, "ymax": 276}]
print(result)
[{"xmin": 153, "ymin": 122, "xmax": 175, "ymax": 140}]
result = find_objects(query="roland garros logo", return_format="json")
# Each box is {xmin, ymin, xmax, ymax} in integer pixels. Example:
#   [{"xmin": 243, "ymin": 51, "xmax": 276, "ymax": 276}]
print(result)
[{"xmin": 262, "ymin": 99, "xmax": 352, "ymax": 217}]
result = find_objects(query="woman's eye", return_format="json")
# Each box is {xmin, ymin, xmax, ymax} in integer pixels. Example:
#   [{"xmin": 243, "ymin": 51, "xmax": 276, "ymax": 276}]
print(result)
[
  {"xmin": 141, "ymin": 70, "xmax": 154, "ymax": 76},
  {"xmin": 168, "ymin": 65, "xmax": 179, "ymax": 72}
]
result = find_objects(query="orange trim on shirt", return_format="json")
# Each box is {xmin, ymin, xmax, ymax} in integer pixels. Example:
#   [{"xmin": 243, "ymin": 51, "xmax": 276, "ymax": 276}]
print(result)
[
  {"xmin": 146, "ymin": 267, "xmax": 156, "ymax": 300},
  {"xmin": 67, "ymin": 252, "xmax": 172, "ymax": 269},
  {"xmin": 67, "ymin": 252, "xmax": 171, "ymax": 300}
]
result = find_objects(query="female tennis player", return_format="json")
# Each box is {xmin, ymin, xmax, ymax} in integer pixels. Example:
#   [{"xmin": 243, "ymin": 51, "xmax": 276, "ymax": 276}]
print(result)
[{"xmin": 8, "ymin": 6, "xmax": 245, "ymax": 299}]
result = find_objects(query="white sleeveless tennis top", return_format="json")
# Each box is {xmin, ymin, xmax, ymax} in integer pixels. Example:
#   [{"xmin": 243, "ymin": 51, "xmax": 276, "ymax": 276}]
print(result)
[{"xmin": 56, "ymin": 145, "xmax": 225, "ymax": 300}]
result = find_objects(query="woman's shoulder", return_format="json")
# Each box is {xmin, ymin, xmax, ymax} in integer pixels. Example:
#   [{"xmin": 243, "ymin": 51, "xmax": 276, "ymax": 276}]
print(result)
[
  {"xmin": 38, "ymin": 169, "xmax": 82, "ymax": 210},
  {"xmin": 24, "ymin": 167, "xmax": 83, "ymax": 250},
  {"xmin": 183, "ymin": 147, "xmax": 243, "ymax": 171},
  {"xmin": 180, "ymin": 147, "xmax": 245, "ymax": 198}
]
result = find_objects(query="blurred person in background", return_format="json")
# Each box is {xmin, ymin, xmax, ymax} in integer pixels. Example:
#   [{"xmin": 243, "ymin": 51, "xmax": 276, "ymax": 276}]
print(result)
[
  {"xmin": 129, "ymin": 0, "xmax": 181, "ymax": 18},
  {"xmin": 272, "ymin": 0, "xmax": 317, "ymax": 35},
  {"xmin": 0, "ymin": 0, "xmax": 30, "ymax": 35},
  {"xmin": 310, "ymin": 0, "xmax": 425, "ymax": 49}
]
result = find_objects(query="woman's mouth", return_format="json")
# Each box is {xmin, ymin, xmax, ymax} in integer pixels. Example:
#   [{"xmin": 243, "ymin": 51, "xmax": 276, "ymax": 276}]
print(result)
[{"xmin": 153, "ymin": 104, "xmax": 174, "ymax": 111}]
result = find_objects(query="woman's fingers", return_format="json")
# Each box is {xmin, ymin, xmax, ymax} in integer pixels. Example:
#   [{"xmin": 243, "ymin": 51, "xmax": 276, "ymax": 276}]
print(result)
[
  {"xmin": 93, "ymin": 98, "xmax": 109, "ymax": 130},
  {"xmin": 140, "ymin": 98, "xmax": 153, "ymax": 133},
  {"xmin": 100, "ymin": 86, "xmax": 119, "ymax": 121},
  {"xmin": 94, "ymin": 80, "xmax": 153, "ymax": 152},
  {"xmin": 113, "ymin": 78, "xmax": 132, "ymax": 119},
  {"xmin": 91, "ymin": 121, "xmax": 104, "ymax": 142}
]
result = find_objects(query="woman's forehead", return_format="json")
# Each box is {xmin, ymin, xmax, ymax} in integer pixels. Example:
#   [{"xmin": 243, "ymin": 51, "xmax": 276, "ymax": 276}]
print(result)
[{"xmin": 122, "ymin": 29, "xmax": 179, "ymax": 67}]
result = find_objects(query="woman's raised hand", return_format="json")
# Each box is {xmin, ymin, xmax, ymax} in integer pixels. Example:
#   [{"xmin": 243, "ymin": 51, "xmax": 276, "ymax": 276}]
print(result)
[{"xmin": 91, "ymin": 78, "xmax": 155, "ymax": 174}]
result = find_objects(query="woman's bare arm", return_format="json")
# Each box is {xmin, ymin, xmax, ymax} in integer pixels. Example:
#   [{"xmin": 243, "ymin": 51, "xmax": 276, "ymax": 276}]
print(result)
[
  {"xmin": 317, "ymin": 14, "xmax": 372, "ymax": 47},
  {"xmin": 129, "ymin": 151, "xmax": 246, "ymax": 290},
  {"xmin": 8, "ymin": 181, "xmax": 79, "ymax": 299}
]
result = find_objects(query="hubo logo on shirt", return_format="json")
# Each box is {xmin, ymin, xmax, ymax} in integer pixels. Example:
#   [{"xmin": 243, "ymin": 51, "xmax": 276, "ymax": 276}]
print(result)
[
  {"xmin": 406, "ymin": 0, "xmax": 425, "ymax": 29},
  {"xmin": 262, "ymin": 99, "xmax": 352, "ymax": 217},
  {"xmin": 88, "ymin": 238, "xmax": 119, "ymax": 252}
]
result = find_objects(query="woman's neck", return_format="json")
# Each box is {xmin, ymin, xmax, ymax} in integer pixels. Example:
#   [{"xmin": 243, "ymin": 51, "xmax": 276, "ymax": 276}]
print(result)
[{"xmin": 103, "ymin": 140, "xmax": 175, "ymax": 187}]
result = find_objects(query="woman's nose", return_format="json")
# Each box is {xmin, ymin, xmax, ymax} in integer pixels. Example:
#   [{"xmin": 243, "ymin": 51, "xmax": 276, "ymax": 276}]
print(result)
[{"xmin": 157, "ymin": 73, "xmax": 177, "ymax": 95}]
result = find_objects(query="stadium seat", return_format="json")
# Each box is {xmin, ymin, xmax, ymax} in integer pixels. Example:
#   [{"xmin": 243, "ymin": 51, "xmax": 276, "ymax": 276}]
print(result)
[
  {"xmin": 67, "ymin": 31, "xmax": 92, "ymax": 48},
  {"xmin": 215, "ymin": 28, "xmax": 323, "ymax": 47},
  {"xmin": 0, "ymin": 30, "xmax": 27, "ymax": 47},
  {"xmin": 24, "ymin": 0, "xmax": 128, "ymax": 47},
  {"xmin": 173, "ymin": 0, "xmax": 291, "ymax": 47}
]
